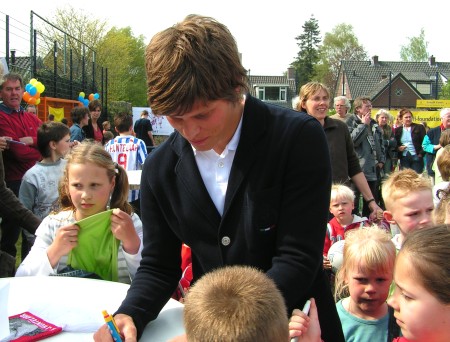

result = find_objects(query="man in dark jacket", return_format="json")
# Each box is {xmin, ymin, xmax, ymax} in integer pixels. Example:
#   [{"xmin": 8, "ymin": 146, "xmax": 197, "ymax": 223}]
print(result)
[{"xmin": 95, "ymin": 14, "xmax": 344, "ymax": 342}]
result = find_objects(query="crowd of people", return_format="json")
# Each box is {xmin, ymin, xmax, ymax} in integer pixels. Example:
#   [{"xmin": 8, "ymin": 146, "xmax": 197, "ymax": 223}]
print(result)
[{"xmin": 0, "ymin": 14, "xmax": 449, "ymax": 342}]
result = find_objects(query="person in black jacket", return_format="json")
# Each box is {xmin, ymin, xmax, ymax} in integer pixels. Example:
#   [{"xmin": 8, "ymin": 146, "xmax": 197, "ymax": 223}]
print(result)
[{"xmin": 94, "ymin": 14, "xmax": 344, "ymax": 342}]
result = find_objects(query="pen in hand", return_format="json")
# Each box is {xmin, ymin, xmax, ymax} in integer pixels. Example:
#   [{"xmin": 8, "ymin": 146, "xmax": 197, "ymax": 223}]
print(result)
[
  {"xmin": 291, "ymin": 300, "xmax": 312, "ymax": 342},
  {"xmin": 102, "ymin": 310, "xmax": 122, "ymax": 342}
]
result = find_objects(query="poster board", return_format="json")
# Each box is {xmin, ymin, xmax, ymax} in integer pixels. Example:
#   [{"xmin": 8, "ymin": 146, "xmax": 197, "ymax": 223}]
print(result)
[{"xmin": 132, "ymin": 107, "xmax": 174, "ymax": 136}]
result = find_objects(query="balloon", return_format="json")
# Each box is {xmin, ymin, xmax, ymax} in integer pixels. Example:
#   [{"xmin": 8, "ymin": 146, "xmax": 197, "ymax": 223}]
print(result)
[
  {"xmin": 28, "ymin": 97, "xmax": 37, "ymax": 105},
  {"xmin": 88, "ymin": 93, "xmax": 94, "ymax": 101},
  {"xmin": 79, "ymin": 92, "xmax": 85, "ymax": 98},
  {"xmin": 32, "ymin": 92, "xmax": 40, "ymax": 100},
  {"xmin": 36, "ymin": 82, "xmax": 45, "ymax": 94},
  {"xmin": 23, "ymin": 92, "xmax": 31, "ymax": 102},
  {"xmin": 28, "ymin": 86, "xmax": 37, "ymax": 96},
  {"xmin": 25, "ymin": 84, "xmax": 32, "ymax": 93},
  {"xmin": 83, "ymin": 99, "xmax": 89, "ymax": 107},
  {"xmin": 94, "ymin": 93, "xmax": 99, "ymax": 100},
  {"xmin": 78, "ymin": 96, "xmax": 84, "ymax": 102},
  {"xmin": 35, "ymin": 98, "xmax": 41, "ymax": 105},
  {"xmin": 29, "ymin": 78, "xmax": 38, "ymax": 86}
]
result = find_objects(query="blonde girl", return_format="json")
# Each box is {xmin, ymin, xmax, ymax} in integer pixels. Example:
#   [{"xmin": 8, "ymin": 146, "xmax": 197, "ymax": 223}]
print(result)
[
  {"xmin": 388, "ymin": 225, "xmax": 450, "ymax": 342},
  {"xmin": 334, "ymin": 226, "xmax": 396, "ymax": 342},
  {"xmin": 16, "ymin": 141, "xmax": 143, "ymax": 283}
]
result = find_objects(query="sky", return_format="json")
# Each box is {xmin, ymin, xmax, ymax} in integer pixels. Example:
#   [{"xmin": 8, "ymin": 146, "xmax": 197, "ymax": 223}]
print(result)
[{"xmin": 1, "ymin": 0, "xmax": 449, "ymax": 76}]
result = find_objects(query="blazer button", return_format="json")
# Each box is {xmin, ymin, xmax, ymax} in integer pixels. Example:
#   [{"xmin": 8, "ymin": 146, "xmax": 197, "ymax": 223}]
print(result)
[{"xmin": 221, "ymin": 236, "xmax": 231, "ymax": 246}]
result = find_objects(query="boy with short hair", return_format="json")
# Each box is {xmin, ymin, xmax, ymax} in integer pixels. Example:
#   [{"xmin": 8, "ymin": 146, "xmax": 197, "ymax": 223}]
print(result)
[
  {"xmin": 171, "ymin": 265, "xmax": 290, "ymax": 342},
  {"xmin": 382, "ymin": 168, "xmax": 434, "ymax": 250},
  {"xmin": 324, "ymin": 184, "xmax": 369, "ymax": 272},
  {"xmin": 104, "ymin": 112, "xmax": 147, "ymax": 217}
]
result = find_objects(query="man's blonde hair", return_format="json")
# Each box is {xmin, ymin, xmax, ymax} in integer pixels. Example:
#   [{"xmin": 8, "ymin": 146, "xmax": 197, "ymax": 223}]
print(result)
[
  {"xmin": 381, "ymin": 169, "xmax": 432, "ymax": 211},
  {"xmin": 184, "ymin": 265, "xmax": 289, "ymax": 342}
]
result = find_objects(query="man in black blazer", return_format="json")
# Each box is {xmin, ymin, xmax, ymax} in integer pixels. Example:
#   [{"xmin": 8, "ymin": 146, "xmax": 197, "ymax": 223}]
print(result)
[{"xmin": 95, "ymin": 14, "xmax": 343, "ymax": 342}]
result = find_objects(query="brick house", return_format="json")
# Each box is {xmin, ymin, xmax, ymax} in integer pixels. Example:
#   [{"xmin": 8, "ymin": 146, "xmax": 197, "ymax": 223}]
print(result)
[{"xmin": 336, "ymin": 55, "xmax": 450, "ymax": 108}]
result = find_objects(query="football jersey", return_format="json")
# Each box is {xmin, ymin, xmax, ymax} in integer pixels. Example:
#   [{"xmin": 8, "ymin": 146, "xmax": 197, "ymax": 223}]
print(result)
[{"xmin": 105, "ymin": 135, "xmax": 147, "ymax": 202}]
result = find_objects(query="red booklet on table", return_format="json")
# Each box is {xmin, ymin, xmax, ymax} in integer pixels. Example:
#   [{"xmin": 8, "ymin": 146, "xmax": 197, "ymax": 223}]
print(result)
[{"xmin": 4, "ymin": 312, "xmax": 62, "ymax": 342}]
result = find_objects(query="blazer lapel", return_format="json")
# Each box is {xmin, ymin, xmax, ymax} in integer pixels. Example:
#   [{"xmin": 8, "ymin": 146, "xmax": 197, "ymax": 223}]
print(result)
[
  {"xmin": 172, "ymin": 134, "xmax": 221, "ymax": 225},
  {"xmin": 223, "ymin": 96, "xmax": 266, "ymax": 216}
]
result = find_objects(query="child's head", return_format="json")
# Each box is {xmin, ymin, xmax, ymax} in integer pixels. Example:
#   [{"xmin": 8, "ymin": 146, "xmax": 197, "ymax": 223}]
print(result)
[
  {"xmin": 382, "ymin": 169, "xmax": 433, "ymax": 236},
  {"xmin": 102, "ymin": 121, "xmax": 111, "ymax": 131},
  {"xmin": 388, "ymin": 225, "xmax": 450, "ymax": 342},
  {"xmin": 183, "ymin": 265, "xmax": 289, "ymax": 342},
  {"xmin": 437, "ymin": 144, "xmax": 450, "ymax": 181},
  {"xmin": 37, "ymin": 122, "xmax": 71, "ymax": 158},
  {"xmin": 329, "ymin": 184, "xmax": 355, "ymax": 223},
  {"xmin": 434, "ymin": 185, "xmax": 450, "ymax": 224},
  {"xmin": 71, "ymin": 106, "xmax": 90, "ymax": 126},
  {"xmin": 59, "ymin": 141, "xmax": 132, "ymax": 217},
  {"xmin": 334, "ymin": 226, "xmax": 395, "ymax": 316},
  {"xmin": 113, "ymin": 112, "xmax": 133, "ymax": 134},
  {"xmin": 103, "ymin": 131, "xmax": 114, "ymax": 144}
]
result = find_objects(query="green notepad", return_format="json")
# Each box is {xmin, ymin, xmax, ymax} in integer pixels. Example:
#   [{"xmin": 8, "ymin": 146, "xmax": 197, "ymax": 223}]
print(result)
[{"xmin": 67, "ymin": 210, "xmax": 120, "ymax": 281}]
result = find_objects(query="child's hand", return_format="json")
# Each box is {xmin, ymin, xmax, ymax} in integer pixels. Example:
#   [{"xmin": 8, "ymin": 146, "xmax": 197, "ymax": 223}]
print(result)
[
  {"xmin": 289, "ymin": 298, "xmax": 321, "ymax": 342},
  {"xmin": 323, "ymin": 256, "xmax": 332, "ymax": 270},
  {"xmin": 47, "ymin": 224, "xmax": 80, "ymax": 267},
  {"xmin": 110, "ymin": 208, "xmax": 140, "ymax": 254}
]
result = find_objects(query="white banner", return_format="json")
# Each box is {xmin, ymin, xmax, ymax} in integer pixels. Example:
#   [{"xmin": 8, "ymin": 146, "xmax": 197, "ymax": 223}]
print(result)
[{"xmin": 132, "ymin": 107, "xmax": 175, "ymax": 136}]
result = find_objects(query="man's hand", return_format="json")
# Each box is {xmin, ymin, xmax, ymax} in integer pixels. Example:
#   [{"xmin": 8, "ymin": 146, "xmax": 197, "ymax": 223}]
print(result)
[{"xmin": 94, "ymin": 314, "xmax": 137, "ymax": 342}]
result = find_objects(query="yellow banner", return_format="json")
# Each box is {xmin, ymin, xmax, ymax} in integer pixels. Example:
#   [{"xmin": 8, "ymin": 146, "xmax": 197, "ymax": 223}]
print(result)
[
  {"xmin": 371, "ymin": 110, "xmax": 441, "ymax": 128},
  {"xmin": 416, "ymin": 99, "xmax": 450, "ymax": 108},
  {"xmin": 48, "ymin": 106, "xmax": 65, "ymax": 122}
]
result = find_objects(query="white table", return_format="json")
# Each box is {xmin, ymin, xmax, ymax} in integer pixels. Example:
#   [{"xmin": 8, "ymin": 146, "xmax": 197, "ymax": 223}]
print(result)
[
  {"xmin": 127, "ymin": 170, "xmax": 142, "ymax": 190},
  {"xmin": 1, "ymin": 276, "xmax": 184, "ymax": 341}
]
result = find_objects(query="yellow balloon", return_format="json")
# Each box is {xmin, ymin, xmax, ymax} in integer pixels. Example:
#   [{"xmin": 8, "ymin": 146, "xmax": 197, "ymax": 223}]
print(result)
[
  {"xmin": 35, "ymin": 98, "xmax": 41, "ymax": 105},
  {"xmin": 29, "ymin": 78, "xmax": 38, "ymax": 85},
  {"xmin": 36, "ymin": 82, "xmax": 45, "ymax": 94},
  {"xmin": 79, "ymin": 92, "xmax": 85, "ymax": 98}
]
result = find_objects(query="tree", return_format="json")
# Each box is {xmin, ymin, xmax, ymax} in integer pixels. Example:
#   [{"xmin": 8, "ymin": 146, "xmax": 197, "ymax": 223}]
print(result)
[
  {"xmin": 96, "ymin": 27, "xmax": 147, "ymax": 106},
  {"xmin": 318, "ymin": 23, "xmax": 368, "ymax": 92},
  {"xmin": 441, "ymin": 82, "xmax": 450, "ymax": 99},
  {"xmin": 291, "ymin": 16, "xmax": 321, "ymax": 90},
  {"xmin": 400, "ymin": 28, "xmax": 429, "ymax": 62}
]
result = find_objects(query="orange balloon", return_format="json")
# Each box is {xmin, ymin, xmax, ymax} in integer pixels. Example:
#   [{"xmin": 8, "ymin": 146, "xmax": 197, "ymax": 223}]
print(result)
[
  {"xmin": 88, "ymin": 93, "xmax": 94, "ymax": 101},
  {"xmin": 32, "ymin": 92, "xmax": 40, "ymax": 99},
  {"xmin": 23, "ymin": 92, "xmax": 31, "ymax": 102},
  {"xmin": 28, "ymin": 97, "xmax": 37, "ymax": 105}
]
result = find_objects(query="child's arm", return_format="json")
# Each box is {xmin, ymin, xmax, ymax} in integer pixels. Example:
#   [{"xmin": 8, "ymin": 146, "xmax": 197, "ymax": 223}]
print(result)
[
  {"xmin": 110, "ymin": 208, "xmax": 141, "ymax": 255},
  {"xmin": 289, "ymin": 298, "xmax": 322, "ymax": 342},
  {"xmin": 46, "ymin": 224, "xmax": 80, "ymax": 268}
]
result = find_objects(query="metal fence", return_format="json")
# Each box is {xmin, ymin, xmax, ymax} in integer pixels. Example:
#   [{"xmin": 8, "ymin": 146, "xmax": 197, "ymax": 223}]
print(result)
[{"xmin": 0, "ymin": 10, "xmax": 108, "ymax": 110}]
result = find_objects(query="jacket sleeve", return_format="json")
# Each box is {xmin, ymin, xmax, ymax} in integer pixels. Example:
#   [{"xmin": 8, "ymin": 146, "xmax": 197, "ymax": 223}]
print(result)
[
  {"xmin": 348, "ymin": 116, "xmax": 368, "ymax": 147},
  {"xmin": 0, "ymin": 153, "xmax": 41, "ymax": 234},
  {"xmin": 422, "ymin": 134, "xmax": 435, "ymax": 154}
]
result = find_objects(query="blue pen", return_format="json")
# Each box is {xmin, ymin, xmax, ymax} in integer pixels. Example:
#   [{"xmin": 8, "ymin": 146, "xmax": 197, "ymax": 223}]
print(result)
[{"xmin": 102, "ymin": 310, "xmax": 123, "ymax": 342}]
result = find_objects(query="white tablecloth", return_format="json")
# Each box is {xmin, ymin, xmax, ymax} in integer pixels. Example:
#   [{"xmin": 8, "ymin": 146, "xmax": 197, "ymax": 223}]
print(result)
[{"xmin": 1, "ymin": 276, "xmax": 184, "ymax": 341}]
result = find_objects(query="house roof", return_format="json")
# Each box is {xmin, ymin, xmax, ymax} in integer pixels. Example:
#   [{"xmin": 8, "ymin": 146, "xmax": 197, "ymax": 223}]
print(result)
[
  {"xmin": 247, "ymin": 74, "xmax": 296, "ymax": 108},
  {"xmin": 339, "ymin": 58, "xmax": 450, "ymax": 100}
]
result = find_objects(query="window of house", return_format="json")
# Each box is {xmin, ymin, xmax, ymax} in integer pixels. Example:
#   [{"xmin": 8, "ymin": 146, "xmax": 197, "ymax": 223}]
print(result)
[
  {"xmin": 412, "ymin": 82, "xmax": 431, "ymax": 95},
  {"xmin": 256, "ymin": 86, "xmax": 287, "ymax": 101}
]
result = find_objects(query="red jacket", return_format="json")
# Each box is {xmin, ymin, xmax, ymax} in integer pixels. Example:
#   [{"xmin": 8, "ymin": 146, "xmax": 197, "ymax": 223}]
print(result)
[
  {"xmin": 324, "ymin": 215, "xmax": 368, "ymax": 256},
  {"xmin": 0, "ymin": 105, "xmax": 42, "ymax": 181}
]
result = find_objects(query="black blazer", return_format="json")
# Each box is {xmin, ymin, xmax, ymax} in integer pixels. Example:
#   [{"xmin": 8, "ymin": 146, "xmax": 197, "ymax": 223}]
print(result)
[
  {"xmin": 116, "ymin": 95, "xmax": 344, "ymax": 341},
  {"xmin": 395, "ymin": 123, "xmax": 426, "ymax": 157}
]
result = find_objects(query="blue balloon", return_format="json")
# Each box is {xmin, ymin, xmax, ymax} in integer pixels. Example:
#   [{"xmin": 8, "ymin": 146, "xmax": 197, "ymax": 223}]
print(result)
[
  {"xmin": 94, "ymin": 93, "xmax": 99, "ymax": 100},
  {"xmin": 28, "ymin": 86, "xmax": 37, "ymax": 96},
  {"xmin": 83, "ymin": 99, "xmax": 89, "ymax": 107},
  {"xmin": 25, "ymin": 84, "xmax": 32, "ymax": 92},
  {"xmin": 78, "ymin": 96, "xmax": 84, "ymax": 102}
]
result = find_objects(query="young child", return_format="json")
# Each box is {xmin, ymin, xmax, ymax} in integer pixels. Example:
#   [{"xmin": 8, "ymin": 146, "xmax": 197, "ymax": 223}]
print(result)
[
  {"xmin": 102, "ymin": 120, "xmax": 111, "ymax": 135},
  {"xmin": 388, "ymin": 224, "xmax": 450, "ymax": 342},
  {"xmin": 16, "ymin": 141, "xmax": 143, "ymax": 284},
  {"xmin": 433, "ymin": 144, "xmax": 450, "ymax": 207},
  {"xmin": 170, "ymin": 265, "xmax": 290, "ymax": 342},
  {"xmin": 334, "ymin": 226, "xmax": 396, "ymax": 342},
  {"xmin": 433, "ymin": 184, "xmax": 450, "ymax": 224},
  {"xmin": 104, "ymin": 112, "xmax": 147, "ymax": 217},
  {"xmin": 323, "ymin": 184, "xmax": 369, "ymax": 272},
  {"xmin": 19, "ymin": 122, "xmax": 71, "ymax": 219},
  {"xmin": 381, "ymin": 169, "xmax": 434, "ymax": 250}
]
